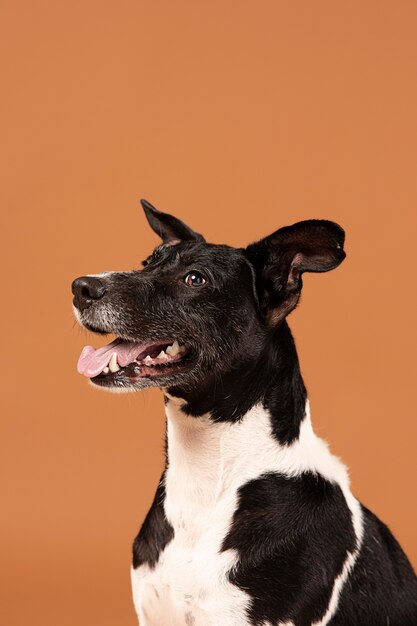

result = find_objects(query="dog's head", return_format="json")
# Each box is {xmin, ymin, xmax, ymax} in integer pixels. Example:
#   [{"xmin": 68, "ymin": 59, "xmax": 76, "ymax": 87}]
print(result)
[{"xmin": 72, "ymin": 200, "xmax": 345, "ymax": 393}]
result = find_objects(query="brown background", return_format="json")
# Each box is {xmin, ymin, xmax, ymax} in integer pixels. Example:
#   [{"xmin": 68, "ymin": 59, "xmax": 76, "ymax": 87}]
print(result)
[{"xmin": 1, "ymin": 1, "xmax": 417, "ymax": 624}]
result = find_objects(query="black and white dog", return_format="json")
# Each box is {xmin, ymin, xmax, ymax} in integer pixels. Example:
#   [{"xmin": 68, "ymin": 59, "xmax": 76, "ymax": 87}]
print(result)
[{"xmin": 72, "ymin": 201, "xmax": 417, "ymax": 626}]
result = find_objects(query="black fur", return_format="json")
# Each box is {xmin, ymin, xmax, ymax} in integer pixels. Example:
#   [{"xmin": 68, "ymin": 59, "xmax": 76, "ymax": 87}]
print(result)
[
  {"xmin": 132, "ymin": 474, "xmax": 174, "ymax": 569},
  {"xmin": 222, "ymin": 472, "xmax": 356, "ymax": 625},
  {"xmin": 169, "ymin": 320, "xmax": 306, "ymax": 445}
]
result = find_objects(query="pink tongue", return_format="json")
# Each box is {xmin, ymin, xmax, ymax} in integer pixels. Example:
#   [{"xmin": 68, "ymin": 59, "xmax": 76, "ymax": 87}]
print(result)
[{"xmin": 77, "ymin": 338, "xmax": 147, "ymax": 378}]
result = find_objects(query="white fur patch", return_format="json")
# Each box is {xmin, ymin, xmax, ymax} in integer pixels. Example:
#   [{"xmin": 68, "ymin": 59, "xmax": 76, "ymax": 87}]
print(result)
[{"xmin": 131, "ymin": 399, "xmax": 363, "ymax": 625}]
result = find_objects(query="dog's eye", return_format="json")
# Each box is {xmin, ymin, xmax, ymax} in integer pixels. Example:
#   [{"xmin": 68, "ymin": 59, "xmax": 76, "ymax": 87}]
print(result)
[{"xmin": 184, "ymin": 272, "xmax": 206, "ymax": 287}]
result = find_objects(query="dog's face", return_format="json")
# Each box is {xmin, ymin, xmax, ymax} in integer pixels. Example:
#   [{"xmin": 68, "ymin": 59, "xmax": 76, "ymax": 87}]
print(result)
[{"xmin": 73, "ymin": 201, "xmax": 345, "ymax": 393}]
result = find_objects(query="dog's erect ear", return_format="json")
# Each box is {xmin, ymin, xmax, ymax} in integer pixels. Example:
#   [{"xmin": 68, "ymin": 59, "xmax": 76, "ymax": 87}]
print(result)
[
  {"xmin": 245, "ymin": 220, "xmax": 345, "ymax": 325},
  {"xmin": 140, "ymin": 199, "xmax": 205, "ymax": 245}
]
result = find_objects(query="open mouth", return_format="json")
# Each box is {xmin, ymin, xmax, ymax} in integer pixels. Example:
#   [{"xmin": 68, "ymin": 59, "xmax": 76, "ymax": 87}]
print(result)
[{"xmin": 77, "ymin": 337, "xmax": 190, "ymax": 383}]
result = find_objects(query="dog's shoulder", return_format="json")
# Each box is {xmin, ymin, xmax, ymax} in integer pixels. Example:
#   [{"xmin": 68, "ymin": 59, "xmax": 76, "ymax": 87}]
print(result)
[{"xmin": 223, "ymin": 470, "xmax": 357, "ymax": 624}]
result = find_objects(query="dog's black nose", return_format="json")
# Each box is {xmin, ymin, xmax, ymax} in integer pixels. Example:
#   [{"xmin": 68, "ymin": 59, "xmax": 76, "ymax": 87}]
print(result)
[{"xmin": 72, "ymin": 276, "xmax": 107, "ymax": 311}]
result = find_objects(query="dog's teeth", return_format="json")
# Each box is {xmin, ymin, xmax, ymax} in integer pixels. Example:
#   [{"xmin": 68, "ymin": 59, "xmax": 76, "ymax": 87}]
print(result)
[
  {"xmin": 166, "ymin": 340, "xmax": 180, "ymax": 356},
  {"xmin": 103, "ymin": 366, "xmax": 110, "ymax": 374},
  {"xmin": 144, "ymin": 355, "xmax": 153, "ymax": 364},
  {"xmin": 109, "ymin": 352, "xmax": 120, "ymax": 373},
  {"xmin": 178, "ymin": 344, "xmax": 186, "ymax": 353},
  {"xmin": 157, "ymin": 350, "xmax": 168, "ymax": 359}
]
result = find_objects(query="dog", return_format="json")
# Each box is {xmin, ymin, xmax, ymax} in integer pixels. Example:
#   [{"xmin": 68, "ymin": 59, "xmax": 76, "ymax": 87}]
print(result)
[{"xmin": 72, "ymin": 200, "xmax": 417, "ymax": 625}]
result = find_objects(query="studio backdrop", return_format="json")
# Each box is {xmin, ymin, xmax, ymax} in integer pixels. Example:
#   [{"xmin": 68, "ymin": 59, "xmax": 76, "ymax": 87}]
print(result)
[{"xmin": 1, "ymin": 2, "xmax": 416, "ymax": 625}]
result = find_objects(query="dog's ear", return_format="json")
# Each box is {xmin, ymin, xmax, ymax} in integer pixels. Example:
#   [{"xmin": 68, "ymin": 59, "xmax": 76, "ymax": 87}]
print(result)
[
  {"xmin": 245, "ymin": 219, "xmax": 345, "ymax": 325},
  {"xmin": 140, "ymin": 199, "xmax": 205, "ymax": 245}
]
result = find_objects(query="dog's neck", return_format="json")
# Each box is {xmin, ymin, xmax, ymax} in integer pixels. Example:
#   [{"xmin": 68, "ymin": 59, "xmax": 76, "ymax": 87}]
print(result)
[
  {"xmin": 167, "ymin": 320, "xmax": 307, "ymax": 446},
  {"xmin": 163, "ymin": 393, "xmax": 349, "ymax": 534},
  {"xmin": 163, "ymin": 321, "xmax": 317, "ymax": 528}
]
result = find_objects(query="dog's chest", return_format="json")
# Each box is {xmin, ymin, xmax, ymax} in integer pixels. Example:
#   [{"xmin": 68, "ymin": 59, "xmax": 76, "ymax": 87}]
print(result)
[
  {"xmin": 131, "ymin": 501, "xmax": 249, "ymax": 626},
  {"xmin": 131, "ymin": 404, "xmax": 260, "ymax": 625}
]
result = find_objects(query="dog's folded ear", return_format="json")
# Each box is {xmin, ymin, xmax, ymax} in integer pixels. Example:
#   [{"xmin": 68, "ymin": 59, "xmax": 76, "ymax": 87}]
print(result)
[
  {"xmin": 245, "ymin": 220, "xmax": 345, "ymax": 325},
  {"xmin": 141, "ymin": 199, "xmax": 205, "ymax": 245}
]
